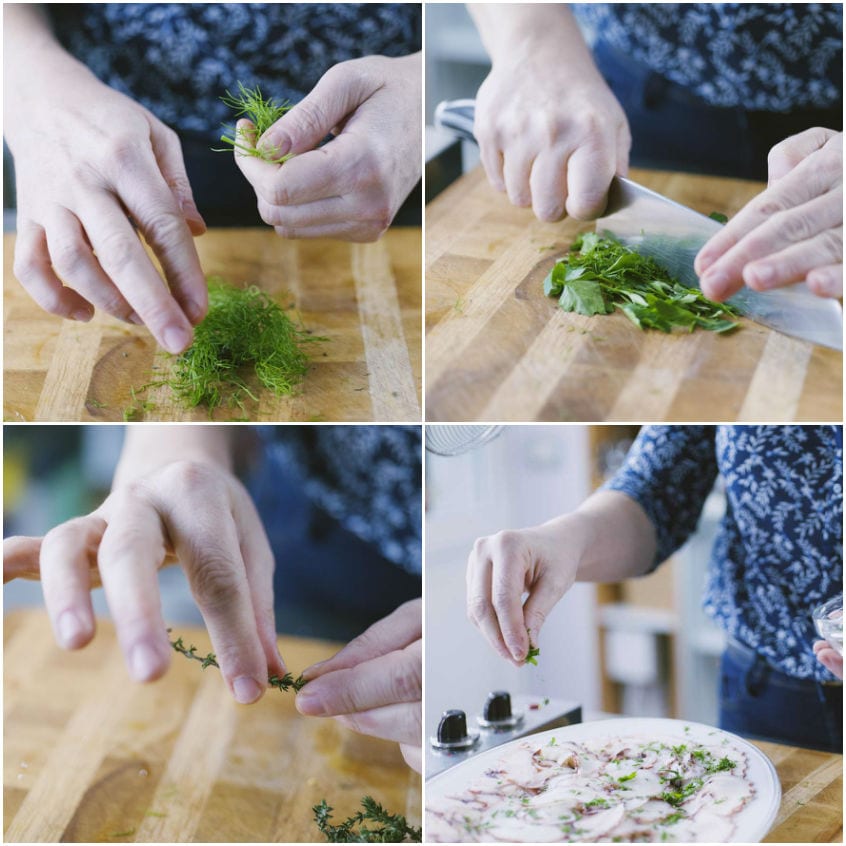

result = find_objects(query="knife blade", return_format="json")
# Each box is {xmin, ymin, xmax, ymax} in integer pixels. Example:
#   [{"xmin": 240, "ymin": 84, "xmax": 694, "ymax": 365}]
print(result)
[
  {"xmin": 597, "ymin": 177, "xmax": 844, "ymax": 350},
  {"xmin": 435, "ymin": 99, "xmax": 843, "ymax": 351}
]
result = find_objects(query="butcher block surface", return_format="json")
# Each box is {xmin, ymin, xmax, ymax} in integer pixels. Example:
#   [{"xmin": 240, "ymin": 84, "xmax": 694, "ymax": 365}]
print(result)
[
  {"xmin": 425, "ymin": 167, "xmax": 841, "ymax": 422},
  {"xmin": 4, "ymin": 610, "xmax": 421, "ymax": 843},
  {"xmin": 4, "ymin": 228, "xmax": 421, "ymax": 422}
]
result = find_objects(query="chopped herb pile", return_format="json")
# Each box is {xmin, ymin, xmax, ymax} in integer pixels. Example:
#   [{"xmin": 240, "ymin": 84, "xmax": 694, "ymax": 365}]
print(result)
[
  {"xmin": 216, "ymin": 82, "xmax": 293, "ymax": 163},
  {"xmin": 168, "ymin": 629, "xmax": 306, "ymax": 692},
  {"xmin": 314, "ymin": 797, "xmax": 421, "ymax": 842},
  {"xmin": 542, "ymin": 233, "xmax": 739, "ymax": 334},
  {"xmin": 171, "ymin": 278, "xmax": 325, "ymax": 415}
]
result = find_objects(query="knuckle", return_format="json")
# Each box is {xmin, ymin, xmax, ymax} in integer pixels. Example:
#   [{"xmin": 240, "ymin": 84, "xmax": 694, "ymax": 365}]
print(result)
[
  {"xmin": 466, "ymin": 595, "xmax": 491, "ymax": 625},
  {"xmin": 754, "ymin": 193, "xmax": 789, "ymax": 219},
  {"xmin": 274, "ymin": 224, "xmax": 297, "ymax": 240},
  {"xmin": 388, "ymin": 656, "xmax": 421, "ymax": 703},
  {"xmin": 493, "ymin": 529, "xmax": 520, "ymax": 554},
  {"xmin": 774, "ymin": 209, "xmax": 813, "ymax": 243},
  {"xmin": 140, "ymin": 210, "xmax": 186, "ymax": 250},
  {"xmin": 51, "ymin": 239, "xmax": 89, "ymax": 278},
  {"xmin": 290, "ymin": 99, "xmax": 331, "ymax": 143},
  {"xmin": 491, "ymin": 588, "xmax": 515, "ymax": 615},
  {"xmin": 160, "ymin": 460, "xmax": 220, "ymax": 495},
  {"xmin": 97, "ymin": 229, "xmax": 140, "ymax": 274},
  {"xmin": 818, "ymin": 228, "xmax": 843, "ymax": 261},
  {"xmin": 105, "ymin": 135, "xmax": 146, "ymax": 168},
  {"xmin": 191, "ymin": 550, "xmax": 241, "ymax": 607}
]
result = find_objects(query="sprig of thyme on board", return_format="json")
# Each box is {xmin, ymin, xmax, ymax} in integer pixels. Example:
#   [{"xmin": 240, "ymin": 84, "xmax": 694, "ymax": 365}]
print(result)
[
  {"xmin": 167, "ymin": 629, "xmax": 306, "ymax": 692},
  {"xmin": 313, "ymin": 797, "xmax": 421, "ymax": 843}
]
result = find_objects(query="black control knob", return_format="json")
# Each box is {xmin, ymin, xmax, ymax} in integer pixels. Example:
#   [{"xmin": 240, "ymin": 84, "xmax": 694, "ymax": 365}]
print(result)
[
  {"xmin": 483, "ymin": 691, "xmax": 513, "ymax": 722},
  {"xmin": 478, "ymin": 690, "xmax": 524, "ymax": 730},
  {"xmin": 431, "ymin": 709, "xmax": 479, "ymax": 750},
  {"xmin": 438, "ymin": 709, "xmax": 469, "ymax": 743}
]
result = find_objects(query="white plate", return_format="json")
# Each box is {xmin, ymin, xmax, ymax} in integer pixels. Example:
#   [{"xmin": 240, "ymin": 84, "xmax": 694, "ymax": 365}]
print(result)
[{"xmin": 425, "ymin": 717, "xmax": 781, "ymax": 843}]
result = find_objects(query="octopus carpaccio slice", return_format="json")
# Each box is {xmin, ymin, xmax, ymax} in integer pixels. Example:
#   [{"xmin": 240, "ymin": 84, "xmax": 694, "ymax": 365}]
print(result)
[{"xmin": 426, "ymin": 733, "xmax": 755, "ymax": 842}]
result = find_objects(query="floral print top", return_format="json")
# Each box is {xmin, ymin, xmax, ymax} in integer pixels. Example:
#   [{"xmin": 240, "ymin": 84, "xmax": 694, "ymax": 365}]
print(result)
[{"xmin": 607, "ymin": 425, "xmax": 843, "ymax": 681}]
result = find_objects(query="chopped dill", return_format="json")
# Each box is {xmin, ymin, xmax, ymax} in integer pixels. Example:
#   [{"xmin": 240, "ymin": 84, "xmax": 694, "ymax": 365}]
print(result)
[
  {"xmin": 215, "ymin": 82, "xmax": 293, "ymax": 164},
  {"xmin": 164, "ymin": 277, "xmax": 325, "ymax": 417}
]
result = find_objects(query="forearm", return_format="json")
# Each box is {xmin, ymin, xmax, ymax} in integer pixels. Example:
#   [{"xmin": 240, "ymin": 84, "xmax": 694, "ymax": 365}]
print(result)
[
  {"xmin": 468, "ymin": 4, "xmax": 595, "ymax": 69},
  {"xmin": 113, "ymin": 426, "xmax": 234, "ymax": 488},
  {"xmin": 4, "ymin": 5, "xmax": 97, "ymax": 145},
  {"xmin": 538, "ymin": 489, "xmax": 657, "ymax": 583}
]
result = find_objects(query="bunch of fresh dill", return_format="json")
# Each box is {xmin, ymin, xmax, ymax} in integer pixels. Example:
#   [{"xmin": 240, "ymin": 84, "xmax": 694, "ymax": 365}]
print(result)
[
  {"xmin": 168, "ymin": 630, "xmax": 306, "ymax": 692},
  {"xmin": 313, "ymin": 797, "xmax": 421, "ymax": 843},
  {"xmin": 216, "ymin": 82, "xmax": 293, "ymax": 163},
  {"xmin": 169, "ymin": 278, "xmax": 325, "ymax": 415},
  {"xmin": 543, "ymin": 232, "xmax": 739, "ymax": 334}
]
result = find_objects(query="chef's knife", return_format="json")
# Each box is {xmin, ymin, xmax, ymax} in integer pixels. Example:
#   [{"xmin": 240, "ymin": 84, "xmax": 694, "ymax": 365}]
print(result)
[{"xmin": 435, "ymin": 99, "xmax": 844, "ymax": 351}]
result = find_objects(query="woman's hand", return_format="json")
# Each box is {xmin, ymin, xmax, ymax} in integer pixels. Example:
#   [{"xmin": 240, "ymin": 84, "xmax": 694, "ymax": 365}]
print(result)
[
  {"xmin": 470, "ymin": 6, "xmax": 630, "ymax": 222},
  {"xmin": 465, "ymin": 491, "xmax": 656, "ymax": 666},
  {"xmin": 467, "ymin": 525, "xmax": 579, "ymax": 667},
  {"xmin": 296, "ymin": 599, "xmax": 422, "ymax": 772},
  {"xmin": 5, "ymin": 7, "xmax": 207, "ymax": 352},
  {"xmin": 813, "ymin": 640, "xmax": 843, "ymax": 680},
  {"xmin": 234, "ymin": 53, "xmax": 421, "ymax": 242},
  {"xmin": 696, "ymin": 128, "xmax": 843, "ymax": 301},
  {"xmin": 2, "ymin": 456, "xmax": 283, "ymax": 705}
]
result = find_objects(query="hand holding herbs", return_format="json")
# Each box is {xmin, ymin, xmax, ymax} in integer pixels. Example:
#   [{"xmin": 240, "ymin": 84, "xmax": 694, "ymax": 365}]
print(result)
[
  {"xmin": 216, "ymin": 82, "xmax": 294, "ymax": 164},
  {"xmin": 695, "ymin": 127, "xmax": 843, "ymax": 301},
  {"xmin": 543, "ymin": 232, "xmax": 740, "ymax": 334},
  {"xmin": 232, "ymin": 54, "xmax": 422, "ymax": 242},
  {"xmin": 5, "ymin": 11, "xmax": 206, "ymax": 351},
  {"xmin": 296, "ymin": 599, "xmax": 423, "ymax": 774},
  {"xmin": 6, "ymin": 425, "xmax": 285, "ymax": 705}
]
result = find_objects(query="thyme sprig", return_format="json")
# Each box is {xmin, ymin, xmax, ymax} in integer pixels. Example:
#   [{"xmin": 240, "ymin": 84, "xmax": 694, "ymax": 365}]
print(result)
[
  {"xmin": 167, "ymin": 630, "xmax": 306, "ymax": 692},
  {"xmin": 313, "ymin": 797, "xmax": 421, "ymax": 843},
  {"xmin": 215, "ymin": 82, "xmax": 293, "ymax": 164}
]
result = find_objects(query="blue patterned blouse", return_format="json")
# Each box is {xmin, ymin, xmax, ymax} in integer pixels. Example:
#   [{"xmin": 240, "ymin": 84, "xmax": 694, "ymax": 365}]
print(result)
[
  {"xmin": 573, "ymin": 3, "xmax": 842, "ymax": 111},
  {"xmin": 48, "ymin": 3, "xmax": 421, "ymax": 141},
  {"xmin": 255, "ymin": 426, "xmax": 421, "ymax": 575},
  {"xmin": 606, "ymin": 426, "xmax": 843, "ymax": 682}
]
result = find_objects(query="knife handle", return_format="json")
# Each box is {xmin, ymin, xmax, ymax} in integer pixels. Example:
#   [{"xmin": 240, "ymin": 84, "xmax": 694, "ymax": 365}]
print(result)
[{"xmin": 434, "ymin": 99, "xmax": 478, "ymax": 144}]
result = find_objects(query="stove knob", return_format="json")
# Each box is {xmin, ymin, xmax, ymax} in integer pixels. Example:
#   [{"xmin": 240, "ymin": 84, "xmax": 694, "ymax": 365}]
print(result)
[
  {"xmin": 430, "ymin": 709, "xmax": 479, "ymax": 750},
  {"xmin": 438, "ymin": 709, "xmax": 470, "ymax": 744},
  {"xmin": 478, "ymin": 690, "xmax": 523, "ymax": 730},
  {"xmin": 483, "ymin": 691, "xmax": 513, "ymax": 722}
]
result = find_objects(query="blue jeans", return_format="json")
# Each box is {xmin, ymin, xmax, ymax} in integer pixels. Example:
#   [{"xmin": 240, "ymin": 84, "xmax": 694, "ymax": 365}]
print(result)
[
  {"xmin": 719, "ymin": 640, "xmax": 842, "ymax": 752},
  {"xmin": 593, "ymin": 42, "xmax": 843, "ymax": 180}
]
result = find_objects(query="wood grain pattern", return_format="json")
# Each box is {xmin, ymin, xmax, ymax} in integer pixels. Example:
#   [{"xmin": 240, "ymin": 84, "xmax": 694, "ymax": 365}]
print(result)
[
  {"xmin": 4, "ymin": 610, "xmax": 421, "ymax": 843},
  {"xmin": 3, "ymin": 228, "xmax": 422, "ymax": 422},
  {"xmin": 425, "ymin": 167, "xmax": 841, "ymax": 422},
  {"xmin": 757, "ymin": 739, "xmax": 843, "ymax": 843}
]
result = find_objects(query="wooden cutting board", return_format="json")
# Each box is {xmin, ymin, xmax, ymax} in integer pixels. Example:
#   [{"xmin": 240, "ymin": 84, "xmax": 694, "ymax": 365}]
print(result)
[
  {"xmin": 3, "ymin": 228, "xmax": 421, "ymax": 422},
  {"xmin": 757, "ymin": 738, "xmax": 843, "ymax": 843},
  {"xmin": 426, "ymin": 167, "xmax": 841, "ymax": 422},
  {"xmin": 4, "ymin": 610, "xmax": 421, "ymax": 843}
]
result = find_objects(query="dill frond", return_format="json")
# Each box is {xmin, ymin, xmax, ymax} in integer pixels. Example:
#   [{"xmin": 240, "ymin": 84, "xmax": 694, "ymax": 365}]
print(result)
[
  {"xmin": 169, "ymin": 278, "xmax": 326, "ymax": 415},
  {"xmin": 215, "ymin": 82, "xmax": 294, "ymax": 164}
]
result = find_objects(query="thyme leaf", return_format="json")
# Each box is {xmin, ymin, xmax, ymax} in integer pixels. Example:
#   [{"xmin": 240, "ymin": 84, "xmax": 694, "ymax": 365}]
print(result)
[{"xmin": 313, "ymin": 796, "xmax": 421, "ymax": 842}]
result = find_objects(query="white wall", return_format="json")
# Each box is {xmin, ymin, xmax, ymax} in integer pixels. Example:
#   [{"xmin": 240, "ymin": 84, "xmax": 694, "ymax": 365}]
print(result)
[{"xmin": 425, "ymin": 425, "xmax": 600, "ymax": 734}]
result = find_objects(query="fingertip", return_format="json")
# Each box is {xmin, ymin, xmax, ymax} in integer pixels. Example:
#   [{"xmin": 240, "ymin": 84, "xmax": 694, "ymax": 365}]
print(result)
[
  {"xmin": 129, "ymin": 641, "xmax": 170, "ymax": 683},
  {"xmin": 295, "ymin": 685, "xmax": 325, "ymax": 716},
  {"xmin": 56, "ymin": 609, "xmax": 95, "ymax": 650},
  {"xmin": 232, "ymin": 675, "xmax": 264, "ymax": 705}
]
